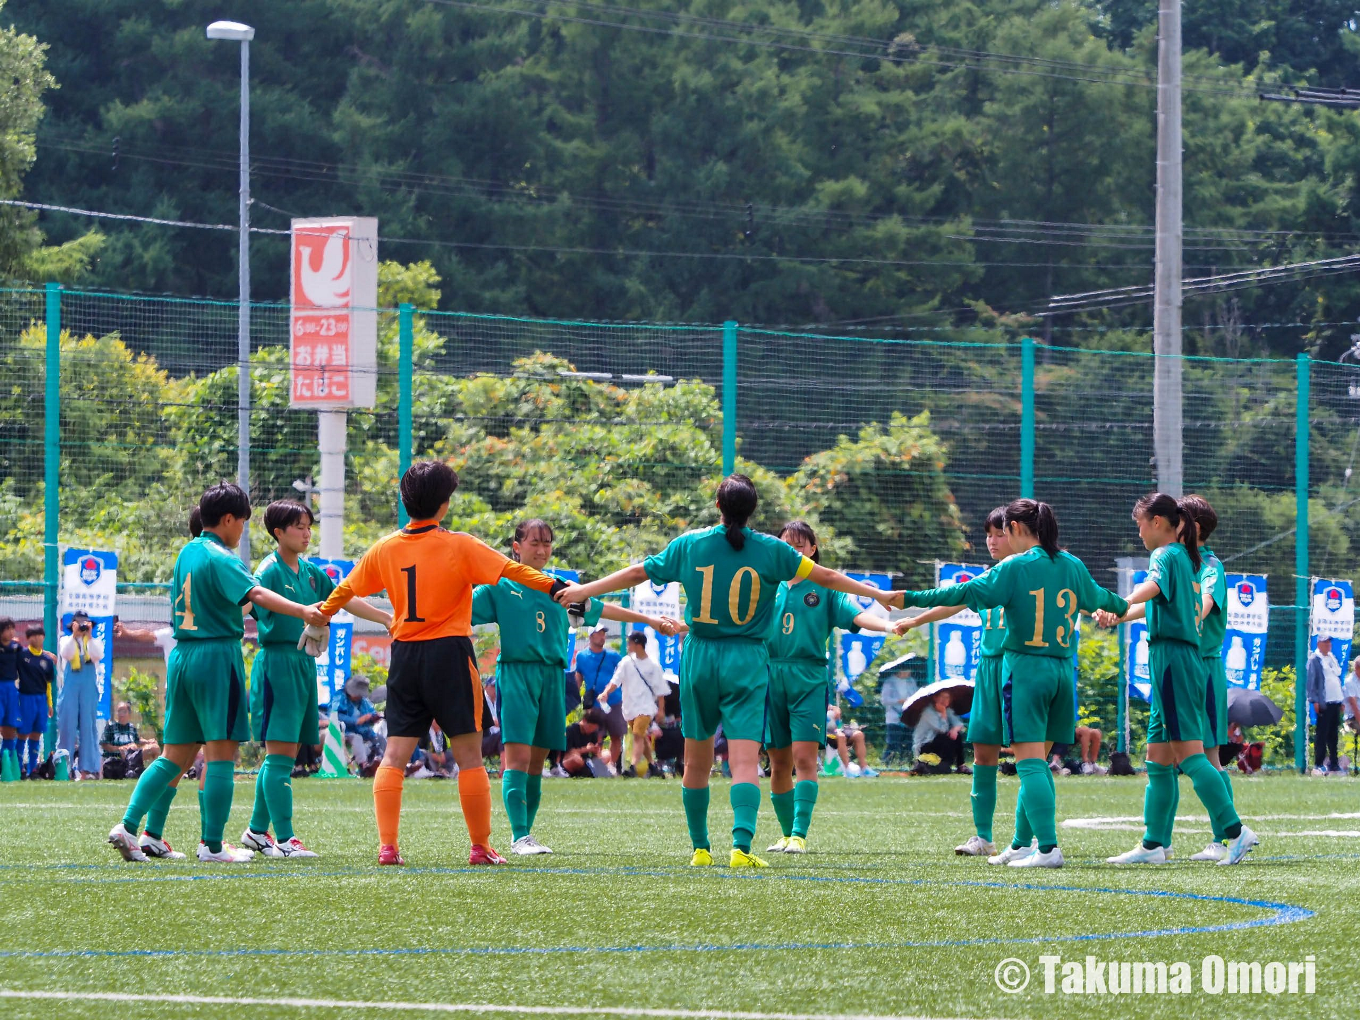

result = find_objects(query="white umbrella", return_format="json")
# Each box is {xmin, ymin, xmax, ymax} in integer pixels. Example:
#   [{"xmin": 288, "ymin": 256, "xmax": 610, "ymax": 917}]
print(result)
[{"xmin": 901, "ymin": 678, "xmax": 975, "ymax": 728}]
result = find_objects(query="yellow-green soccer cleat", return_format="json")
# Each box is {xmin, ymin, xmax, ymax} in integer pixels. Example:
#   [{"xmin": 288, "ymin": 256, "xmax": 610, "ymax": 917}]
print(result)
[
  {"xmin": 729, "ymin": 848, "xmax": 769, "ymax": 868},
  {"xmin": 690, "ymin": 847, "xmax": 714, "ymax": 866},
  {"xmin": 783, "ymin": 835, "xmax": 806, "ymax": 854},
  {"xmin": 766, "ymin": 836, "xmax": 790, "ymax": 853}
]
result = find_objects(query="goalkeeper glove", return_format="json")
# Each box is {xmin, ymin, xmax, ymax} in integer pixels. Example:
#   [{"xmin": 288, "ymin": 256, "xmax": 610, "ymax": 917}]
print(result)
[{"xmin": 297, "ymin": 623, "xmax": 329, "ymax": 657}]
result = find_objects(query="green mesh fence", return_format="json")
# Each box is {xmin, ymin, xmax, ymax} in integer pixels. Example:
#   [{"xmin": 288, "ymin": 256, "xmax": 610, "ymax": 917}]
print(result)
[{"xmin": 7, "ymin": 285, "xmax": 1356, "ymax": 770}]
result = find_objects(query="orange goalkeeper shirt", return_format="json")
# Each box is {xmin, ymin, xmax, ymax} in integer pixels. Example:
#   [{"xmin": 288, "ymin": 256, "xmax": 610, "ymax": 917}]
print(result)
[{"xmin": 319, "ymin": 521, "xmax": 560, "ymax": 641}]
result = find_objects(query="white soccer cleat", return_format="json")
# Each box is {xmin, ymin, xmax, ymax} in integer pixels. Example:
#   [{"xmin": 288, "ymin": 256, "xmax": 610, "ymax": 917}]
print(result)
[
  {"xmin": 987, "ymin": 840, "xmax": 1037, "ymax": 865},
  {"xmin": 1189, "ymin": 841, "xmax": 1228, "ymax": 862},
  {"xmin": 277, "ymin": 836, "xmax": 319, "ymax": 859},
  {"xmin": 240, "ymin": 827, "xmax": 284, "ymax": 858},
  {"xmin": 1009, "ymin": 846, "xmax": 1064, "ymax": 868},
  {"xmin": 138, "ymin": 834, "xmax": 186, "ymax": 860},
  {"xmin": 767, "ymin": 836, "xmax": 790, "ymax": 853},
  {"xmin": 955, "ymin": 835, "xmax": 997, "ymax": 856},
  {"xmin": 108, "ymin": 822, "xmax": 149, "ymax": 862},
  {"xmin": 1217, "ymin": 824, "xmax": 1259, "ymax": 866},
  {"xmin": 1106, "ymin": 843, "xmax": 1168, "ymax": 865},
  {"xmin": 845, "ymin": 762, "xmax": 862, "ymax": 777},
  {"xmin": 510, "ymin": 835, "xmax": 553, "ymax": 855},
  {"xmin": 783, "ymin": 835, "xmax": 806, "ymax": 854},
  {"xmin": 197, "ymin": 842, "xmax": 254, "ymax": 863}
]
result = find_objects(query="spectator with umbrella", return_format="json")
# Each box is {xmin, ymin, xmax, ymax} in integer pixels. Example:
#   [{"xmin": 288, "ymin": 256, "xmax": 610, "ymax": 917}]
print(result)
[
  {"xmin": 904, "ymin": 680, "xmax": 973, "ymax": 775},
  {"xmin": 1225, "ymin": 687, "xmax": 1282, "ymax": 774}
]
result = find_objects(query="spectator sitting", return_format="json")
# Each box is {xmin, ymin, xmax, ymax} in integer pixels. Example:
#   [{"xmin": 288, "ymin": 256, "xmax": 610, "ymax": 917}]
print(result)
[
  {"xmin": 1074, "ymin": 725, "xmax": 1104, "ymax": 774},
  {"xmin": 827, "ymin": 704, "xmax": 876, "ymax": 777},
  {"xmin": 600, "ymin": 631, "xmax": 671, "ymax": 777},
  {"xmin": 330, "ymin": 674, "xmax": 385, "ymax": 768},
  {"xmin": 575, "ymin": 624, "xmax": 626, "ymax": 770},
  {"xmin": 912, "ymin": 691, "xmax": 967, "ymax": 775},
  {"xmin": 418, "ymin": 720, "xmax": 457, "ymax": 778},
  {"xmin": 480, "ymin": 680, "xmax": 502, "ymax": 766},
  {"xmin": 553, "ymin": 708, "xmax": 607, "ymax": 777},
  {"xmin": 100, "ymin": 701, "xmax": 157, "ymax": 778}
]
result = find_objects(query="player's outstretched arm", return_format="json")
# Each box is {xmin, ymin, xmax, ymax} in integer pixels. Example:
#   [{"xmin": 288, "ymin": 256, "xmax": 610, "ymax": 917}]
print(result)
[
  {"xmin": 806, "ymin": 564, "xmax": 900, "ymax": 609},
  {"xmin": 851, "ymin": 611, "xmax": 894, "ymax": 635},
  {"xmin": 555, "ymin": 564, "xmax": 649, "ymax": 605},
  {"xmin": 600, "ymin": 602, "xmax": 678, "ymax": 636},
  {"xmin": 344, "ymin": 596, "xmax": 394, "ymax": 630},
  {"xmin": 892, "ymin": 604, "xmax": 965, "ymax": 636},
  {"xmin": 248, "ymin": 586, "xmax": 328, "ymax": 627}
]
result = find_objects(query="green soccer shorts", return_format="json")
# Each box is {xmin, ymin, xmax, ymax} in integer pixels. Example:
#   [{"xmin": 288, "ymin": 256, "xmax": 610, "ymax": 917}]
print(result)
[
  {"xmin": 163, "ymin": 638, "xmax": 249, "ymax": 745},
  {"xmin": 1000, "ymin": 652, "xmax": 1076, "ymax": 746},
  {"xmin": 250, "ymin": 645, "xmax": 320, "ymax": 746},
  {"xmin": 497, "ymin": 661, "xmax": 567, "ymax": 752},
  {"xmin": 680, "ymin": 636, "xmax": 769, "ymax": 743},
  {"xmin": 1203, "ymin": 654, "xmax": 1229, "ymax": 748},
  {"xmin": 1147, "ymin": 639, "xmax": 1209, "ymax": 745},
  {"xmin": 766, "ymin": 660, "xmax": 831, "ymax": 748},
  {"xmin": 968, "ymin": 654, "xmax": 1005, "ymax": 746}
]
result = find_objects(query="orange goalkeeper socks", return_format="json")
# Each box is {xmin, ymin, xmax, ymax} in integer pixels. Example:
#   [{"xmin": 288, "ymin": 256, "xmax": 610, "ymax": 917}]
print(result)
[
  {"xmin": 458, "ymin": 765, "xmax": 493, "ymax": 847},
  {"xmin": 373, "ymin": 765, "xmax": 405, "ymax": 846}
]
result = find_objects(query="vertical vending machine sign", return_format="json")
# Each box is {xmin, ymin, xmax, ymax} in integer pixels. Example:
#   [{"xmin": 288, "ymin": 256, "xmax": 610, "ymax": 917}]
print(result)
[{"xmin": 290, "ymin": 218, "xmax": 378, "ymax": 409}]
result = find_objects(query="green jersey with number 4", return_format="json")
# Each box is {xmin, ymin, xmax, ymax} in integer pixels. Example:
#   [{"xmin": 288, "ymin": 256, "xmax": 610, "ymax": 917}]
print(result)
[
  {"xmin": 767, "ymin": 580, "xmax": 862, "ymax": 663},
  {"xmin": 253, "ymin": 553, "xmax": 336, "ymax": 646},
  {"xmin": 644, "ymin": 526, "xmax": 813, "ymax": 640},
  {"xmin": 1146, "ymin": 542, "xmax": 1203, "ymax": 646},
  {"xmin": 172, "ymin": 532, "xmax": 259, "ymax": 642},
  {"xmin": 902, "ymin": 546, "xmax": 1126, "ymax": 658},
  {"xmin": 1196, "ymin": 548, "xmax": 1227, "ymax": 657},
  {"xmin": 472, "ymin": 578, "xmax": 604, "ymax": 667}
]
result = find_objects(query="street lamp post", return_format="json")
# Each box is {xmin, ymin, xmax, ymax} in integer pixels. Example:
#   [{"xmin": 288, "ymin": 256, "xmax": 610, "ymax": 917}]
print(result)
[{"xmin": 207, "ymin": 19, "xmax": 256, "ymax": 563}]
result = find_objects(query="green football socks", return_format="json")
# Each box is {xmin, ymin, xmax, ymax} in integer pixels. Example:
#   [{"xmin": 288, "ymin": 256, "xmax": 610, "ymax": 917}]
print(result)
[
  {"xmin": 201, "ymin": 760, "xmax": 235, "ymax": 854},
  {"xmin": 121, "ymin": 754, "xmax": 181, "ymax": 833},
  {"xmin": 1142, "ymin": 761, "xmax": 1175, "ymax": 849},
  {"xmin": 729, "ymin": 782, "xmax": 761, "ymax": 853},
  {"xmin": 682, "ymin": 785, "xmax": 711, "ymax": 850},
  {"xmin": 1012, "ymin": 792, "xmax": 1034, "ymax": 850},
  {"xmin": 261, "ymin": 754, "xmax": 296, "ymax": 842},
  {"xmin": 143, "ymin": 783, "xmax": 179, "ymax": 842},
  {"xmin": 525, "ymin": 772, "xmax": 543, "ymax": 832},
  {"xmin": 971, "ymin": 764, "xmax": 998, "ymax": 843},
  {"xmin": 770, "ymin": 788, "xmax": 796, "ymax": 838},
  {"xmin": 792, "ymin": 780, "xmax": 818, "ymax": 839},
  {"xmin": 502, "ymin": 768, "xmax": 530, "ymax": 842},
  {"xmin": 1181, "ymin": 752, "xmax": 1242, "ymax": 840},
  {"xmin": 1016, "ymin": 759, "xmax": 1057, "ymax": 851},
  {"xmin": 248, "ymin": 764, "xmax": 272, "ymax": 835}
]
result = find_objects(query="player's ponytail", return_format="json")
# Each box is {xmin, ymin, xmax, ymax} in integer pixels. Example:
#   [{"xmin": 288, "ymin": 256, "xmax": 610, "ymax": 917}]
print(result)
[
  {"xmin": 716, "ymin": 473, "xmax": 758, "ymax": 551},
  {"xmin": 779, "ymin": 520, "xmax": 820, "ymax": 562},
  {"xmin": 1004, "ymin": 498, "xmax": 1061, "ymax": 558},
  {"xmin": 1134, "ymin": 492, "xmax": 1201, "ymax": 571}
]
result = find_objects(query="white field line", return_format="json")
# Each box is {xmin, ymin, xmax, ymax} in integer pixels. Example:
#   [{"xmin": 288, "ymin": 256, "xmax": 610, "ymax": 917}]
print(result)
[{"xmin": 0, "ymin": 989, "xmax": 1008, "ymax": 1020}]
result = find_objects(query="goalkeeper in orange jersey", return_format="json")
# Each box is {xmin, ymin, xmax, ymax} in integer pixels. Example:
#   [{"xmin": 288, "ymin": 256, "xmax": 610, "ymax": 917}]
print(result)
[{"xmin": 315, "ymin": 460, "xmax": 570, "ymax": 866}]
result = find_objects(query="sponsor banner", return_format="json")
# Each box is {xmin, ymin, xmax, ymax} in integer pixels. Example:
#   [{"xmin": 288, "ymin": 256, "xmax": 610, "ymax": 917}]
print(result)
[
  {"xmin": 629, "ymin": 577, "xmax": 682, "ymax": 683},
  {"xmin": 1310, "ymin": 578, "xmax": 1354, "ymax": 693},
  {"xmin": 931, "ymin": 562, "xmax": 987, "ymax": 683},
  {"xmin": 316, "ymin": 620, "xmax": 353, "ymax": 707},
  {"xmin": 838, "ymin": 572, "xmax": 892, "ymax": 705},
  {"xmin": 290, "ymin": 217, "xmax": 377, "ymax": 408},
  {"xmin": 1223, "ymin": 573, "xmax": 1268, "ymax": 691},
  {"xmin": 1124, "ymin": 569, "xmax": 1151, "ymax": 702}
]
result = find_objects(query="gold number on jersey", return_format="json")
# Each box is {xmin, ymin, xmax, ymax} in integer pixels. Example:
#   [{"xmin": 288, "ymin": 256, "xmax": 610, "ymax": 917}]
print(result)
[
  {"xmin": 1025, "ymin": 588, "xmax": 1048, "ymax": 647},
  {"xmin": 1055, "ymin": 589, "xmax": 1078, "ymax": 648},
  {"xmin": 1192, "ymin": 581, "xmax": 1203, "ymax": 634},
  {"xmin": 535, "ymin": 611, "xmax": 546, "ymax": 633},
  {"xmin": 693, "ymin": 564, "xmax": 720, "ymax": 624},
  {"xmin": 178, "ymin": 572, "xmax": 197, "ymax": 631},
  {"xmin": 782, "ymin": 612, "xmax": 795, "ymax": 635},
  {"xmin": 729, "ymin": 566, "xmax": 760, "ymax": 626}
]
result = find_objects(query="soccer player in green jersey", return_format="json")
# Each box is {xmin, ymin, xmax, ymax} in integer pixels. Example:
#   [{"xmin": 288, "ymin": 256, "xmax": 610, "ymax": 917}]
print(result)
[
  {"xmin": 892, "ymin": 499, "xmax": 1127, "ymax": 869},
  {"xmin": 472, "ymin": 518, "xmax": 675, "ymax": 856},
  {"xmin": 1099, "ymin": 493, "xmax": 1258, "ymax": 867},
  {"xmin": 241, "ymin": 501, "xmax": 392, "ymax": 860},
  {"xmin": 554, "ymin": 474, "xmax": 895, "ymax": 868},
  {"xmin": 894, "ymin": 506, "xmax": 1022, "ymax": 859},
  {"xmin": 763, "ymin": 521, "xmax": 893, "ymax": 855},
  {"xmin": 108, "ymin": 484, "xmax": 330, "ymax": 864}
]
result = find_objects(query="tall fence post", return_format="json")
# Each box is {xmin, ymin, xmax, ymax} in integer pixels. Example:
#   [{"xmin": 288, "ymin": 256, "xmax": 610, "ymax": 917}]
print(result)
[
  {"xmin": 722, "ymin": 320, "xmax": 737, "ymax": 475},
  {"xmin": 1020, "ymin": 336, "xmax": 1035, "ymax": 499},
  {"xmin": 1295, "ymin": 352, "xmax": 1310, "ymax": 773},
  {"xmin": 43, "ymin": 283, "xmax": 61, "ymax": 646},
  {"xmin": 398, "ymin": 303, "xmax": 414, "ymax": 528}
]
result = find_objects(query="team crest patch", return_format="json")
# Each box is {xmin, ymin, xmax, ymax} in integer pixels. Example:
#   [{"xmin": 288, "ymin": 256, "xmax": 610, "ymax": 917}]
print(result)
[
  {"xmin": 79, "ymin": 556, "xmax": 101, "ymax": 586},
  {"xmin": 803, "ymin": 592, "xmax": 820, "ymax": 607}
]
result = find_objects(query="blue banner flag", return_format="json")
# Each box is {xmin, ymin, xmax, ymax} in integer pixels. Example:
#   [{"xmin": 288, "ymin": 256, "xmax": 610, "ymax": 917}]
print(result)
[
  {"xmin": 931, "ymin": 562, "xmax": 987, "ymax": 683},
  {"xmin": 1223, "ymin": 573, "xmax": 1268, "ymax": 691},
  {"xmin": 1124, "ymin": 569, "xmax": 1151, "ymax": 702},
  {"xmin": 837, "ymin": 572, "xmax": 891, "ymax": 705}
]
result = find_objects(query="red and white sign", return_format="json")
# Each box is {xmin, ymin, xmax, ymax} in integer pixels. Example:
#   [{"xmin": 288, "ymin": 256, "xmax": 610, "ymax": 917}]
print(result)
[{"xmin": 290, "ymin": 217, "xmax": 378, "ymax": 408}]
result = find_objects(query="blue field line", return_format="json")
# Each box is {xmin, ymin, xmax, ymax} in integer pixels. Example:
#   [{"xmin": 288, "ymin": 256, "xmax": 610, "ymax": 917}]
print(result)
[{"xmin": 0, "ymin": 871, "xmax": 1313, "ymax": 960}]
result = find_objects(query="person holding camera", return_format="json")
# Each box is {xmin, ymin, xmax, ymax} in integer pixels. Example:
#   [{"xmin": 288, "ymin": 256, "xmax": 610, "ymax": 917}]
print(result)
[{"xmin": 58, "ymin": 611, "xmax": 104, "ymax": 780}]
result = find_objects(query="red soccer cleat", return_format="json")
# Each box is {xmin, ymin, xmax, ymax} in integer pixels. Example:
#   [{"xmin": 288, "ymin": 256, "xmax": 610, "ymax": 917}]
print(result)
[
  {"xmin": 469, "ymin": 843, "xmax": 507, "ymax": 865},
  {"xmin": 378, "ymin": 844, "xmax": 405, "ymax": 866}
]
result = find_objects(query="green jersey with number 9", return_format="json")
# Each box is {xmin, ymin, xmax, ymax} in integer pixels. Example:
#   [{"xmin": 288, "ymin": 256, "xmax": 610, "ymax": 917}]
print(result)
[{"xmin": 644, "ymin": 527, "xmax": 814, "ymax": 640}]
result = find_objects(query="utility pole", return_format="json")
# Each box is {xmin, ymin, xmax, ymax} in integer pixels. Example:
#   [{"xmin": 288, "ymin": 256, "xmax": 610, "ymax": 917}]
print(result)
[{"xmin": 1152, "ymin": 0, "xmax": 1183, "ymax": 496}]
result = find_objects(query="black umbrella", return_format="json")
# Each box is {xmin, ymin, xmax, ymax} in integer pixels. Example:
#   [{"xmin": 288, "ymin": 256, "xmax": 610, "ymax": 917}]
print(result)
[
  {"xmin": 1227, "ymin": 687, "xmax": 1283, "ymax": 728},
  {"xmin": 901, "ymin": 679, "xmax": 974, "ymax": 728}
]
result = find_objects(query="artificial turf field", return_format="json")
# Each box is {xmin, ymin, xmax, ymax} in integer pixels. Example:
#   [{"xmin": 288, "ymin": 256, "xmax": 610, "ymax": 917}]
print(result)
[{"xmin": 1, "ymin": 773, "xmax": 1357, "ymax": 1020}]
